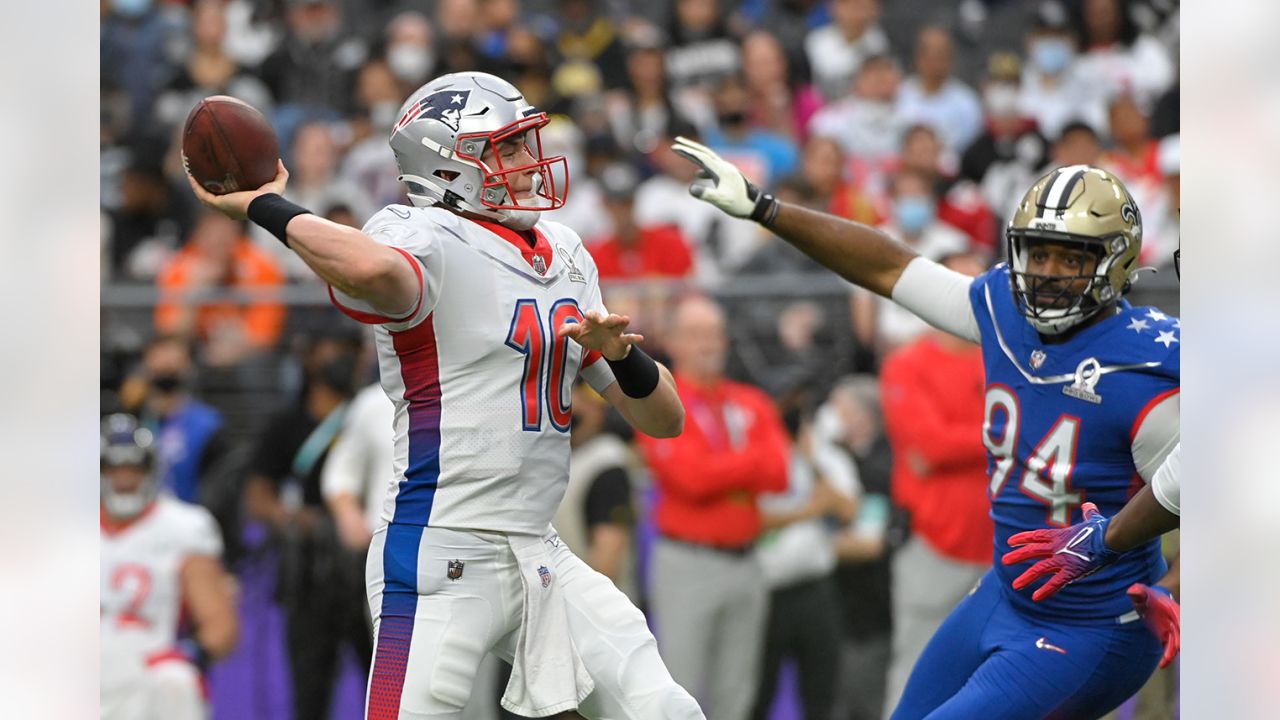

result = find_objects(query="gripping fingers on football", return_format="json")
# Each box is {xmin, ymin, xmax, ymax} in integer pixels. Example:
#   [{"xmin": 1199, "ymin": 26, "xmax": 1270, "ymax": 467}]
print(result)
[{"xmin": 185, "ymin": 159, "xmax": 289, "ymax": 220}]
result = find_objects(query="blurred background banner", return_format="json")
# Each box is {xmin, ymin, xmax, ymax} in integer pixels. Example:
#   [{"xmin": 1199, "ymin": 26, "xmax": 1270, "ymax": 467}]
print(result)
[{"xmin": 11, "ymin": 0, "xmax": 1258, "ymax": 717}]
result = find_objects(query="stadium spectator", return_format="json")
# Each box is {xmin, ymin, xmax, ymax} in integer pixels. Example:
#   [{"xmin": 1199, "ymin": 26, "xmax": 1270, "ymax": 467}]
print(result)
[
  {"xmin": 541, "ymin": 118, "xmax": 613, "ymax": 243},
  {"xmin": 637, "ymin": 295, "xmax": 790, "ymax": 720},
  {"xmin": 100, "ymin": 0, "xmax": 189, "ymax": 139},
  {"xmin": 265, "ymin": 120, "xmax": 376, "ymax": 274},
  {"xmin": 895, "ymin": 25, "xmax": 984, "ymax": 153},
  {"xmin": 153, "ymin": 0, "xmax": 274, "ymax": 133},
  {"xmin": 1073, "ymin": 0, "xmax": 1175, "ymax": 110},
  {"xmin": 588, "ymin": 162, "xmax": 695, "ymax": 281},
  {"xmin": 634, "ymin": 126, "xmax": 765, "ymax": 283},
  {"xmin": 119, "ymin": 335, "xmax": 229, "ymax": 506},
  {"xmin": 960, "ymin": 53, "xmax": 1051, "ymax": 228},
  {"xmin": 704, "ymin": 75, "xmax": 799, "ymax": 191},
  {"xmin": 753, "ymin": 406, "xmax": 859, "ymax": 720},
  {"xmin": 243, "ymin": 330, "xmax": 370, "ymax": 720},
  {"xmin": 898, "ymin": 124, "xmax": 998, "ymax": 253},
  {"xmin": 340, "ymin": 58, "xmax": 411, "ymax": 210},
  {"xmin": 107, "ymin": 158, "xmax": 195, "ymax": 281},
  {"xmin": 664, "ymin": 0, "xmax": 741, "ymax": 95},
  {"xmin": 1150, "ymin": 133, "xmax": 1180, "ymax": 270},
  {"xmin": 878, "ymin": 252, "xmax": 993, "ymax": 715},
  {"xmin": 606, "ymin": 23, "xmax": 701, "ymax": 158},
  {"xmin": 1050, "ymin": 119, "xmax": 1105, "ymax": 169},
  {"xmin": 808, "ymin": 54, "xmax": 905, "ymax": 183},
  {"xmin": 852, "ymin": 169, "xmax": 968, "ymax": 355},
  {"xmin": 258, "ymin": 0, "xmax": 366, "ymax": 115},
  {"xmin": 819, "ymin": 375, "xmax": 895, "ymax": 720},
  {"xmin": 793, "ymin": 136, "xmax": 880, "ymax": 225},
  {"xmin": 383, "ymin": 11, "xmax": 437, "ymax": 90},
  {"xmin": 740, "ymin": 30, "xmax": 824, "ymax": 141},
  {"xmin": 555, "ymin": 0, "xmax": 630, "ymax": 91},
  {"xmin": 321, "ymin": 379, "xmax": 391, "ymax": 553},
  {"xmin": 804, "ymin": 0, "xmax": 890, "ymax": 101},
  {"xmin": 1101, "ymin": 93, "xmax": 1173, "ymax": 266},
  {"xmin": 554, "ymin": 382, "xmax": 641, "ymax": 600},
  {"xmin": 1017, "ymin": 0, "xmax": 1109, "ymax": 141},
  {"xmin": 155, "ymin": 211, "xmax": 287, "ymax": 364}
]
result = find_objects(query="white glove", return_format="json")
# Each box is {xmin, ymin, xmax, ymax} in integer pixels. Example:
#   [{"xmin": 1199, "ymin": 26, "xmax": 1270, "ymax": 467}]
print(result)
[{"xmin": 670, "ymin": 136, "xmax": 779, "ymax": 225}]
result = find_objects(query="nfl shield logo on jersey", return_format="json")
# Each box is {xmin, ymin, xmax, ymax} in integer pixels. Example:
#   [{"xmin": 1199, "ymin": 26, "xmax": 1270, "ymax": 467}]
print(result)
[
  {"xmin": 447, "ymin": 559, "xmax": 465, "ymax": 581},
  {"xmin": 532, "ymin": 255, "xmax": 547, "ymax": 275},
  {"xmin": 538, "ymin": 565, "xmax": 552, "ymax": 588},
  {"xmin": 1030, "ymin": 349, "xmax": 1047, "ymax": 370}
]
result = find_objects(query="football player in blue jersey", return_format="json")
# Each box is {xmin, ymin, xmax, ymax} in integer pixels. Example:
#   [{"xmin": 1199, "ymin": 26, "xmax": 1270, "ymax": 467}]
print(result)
[{"xmin": 673, "ymin": 138, "xmax": 1179, "ymax": 719}]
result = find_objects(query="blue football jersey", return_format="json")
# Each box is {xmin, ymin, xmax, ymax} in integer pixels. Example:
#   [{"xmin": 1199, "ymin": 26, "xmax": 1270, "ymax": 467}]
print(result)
[{"xmin": 970, "ymin": 265, "xmax": 1179, "ymax": 623}]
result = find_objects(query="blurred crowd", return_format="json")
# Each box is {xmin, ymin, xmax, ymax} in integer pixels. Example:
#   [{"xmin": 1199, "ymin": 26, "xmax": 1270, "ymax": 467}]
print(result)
[{"xmin": 100, "ymin": 0, "xmax": 1180, "ymax": 718}]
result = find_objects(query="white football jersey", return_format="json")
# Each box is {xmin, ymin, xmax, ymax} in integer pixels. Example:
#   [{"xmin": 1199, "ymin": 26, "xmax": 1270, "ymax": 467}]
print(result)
[
  {"xmin": 331, "ymin": 206, "xmax": 617, "ymax": 535},
  {"xmin": 100, "ymin": 496, "xmax": 223, "ymax": 696}
]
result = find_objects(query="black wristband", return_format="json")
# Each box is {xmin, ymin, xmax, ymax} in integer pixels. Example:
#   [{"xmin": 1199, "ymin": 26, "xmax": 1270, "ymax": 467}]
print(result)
[
  {"xmin": 605, "ymin": 345, "xmax": 661, "ymax": 399},
  {"xmin": 746, "ymin": 181, "xmax": 780, "ymax": 227},
  {"xmin": 247, "ymin": 193, "xmax": 311, "ymax": 246}
]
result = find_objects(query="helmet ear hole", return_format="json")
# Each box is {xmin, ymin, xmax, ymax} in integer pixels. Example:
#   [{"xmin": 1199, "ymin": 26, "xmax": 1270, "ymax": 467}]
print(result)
[{"xmin": 434, "ymin": 169, "xmax": 460, "ymax": 182}]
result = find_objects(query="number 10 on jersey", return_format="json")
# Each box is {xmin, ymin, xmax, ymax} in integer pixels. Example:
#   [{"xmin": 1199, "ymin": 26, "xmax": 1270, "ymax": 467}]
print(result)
[{"xmin": 506, "ymin": 298, "xmax": 584, "ymax": 433}]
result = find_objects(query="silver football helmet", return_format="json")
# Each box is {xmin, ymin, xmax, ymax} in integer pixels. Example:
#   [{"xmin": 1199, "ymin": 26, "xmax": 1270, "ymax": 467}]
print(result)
[
  {"xmin": 389, "ymin": 72, "xmax": 567, "ymax": 230},
  {"xmin": 101, "ymin": 413, "xmax": 158, "ymax": 520}
]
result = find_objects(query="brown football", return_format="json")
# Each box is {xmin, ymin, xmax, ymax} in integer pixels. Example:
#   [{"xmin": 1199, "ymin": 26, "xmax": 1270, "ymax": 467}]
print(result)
[{"xmin": 182, "ymin": 96, "xmax": 279, "ymax": 195}]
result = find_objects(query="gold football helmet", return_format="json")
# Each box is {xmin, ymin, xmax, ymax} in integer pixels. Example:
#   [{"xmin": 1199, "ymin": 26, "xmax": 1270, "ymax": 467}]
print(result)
[{"xmin": 1006, "ymin": 165, "xmax": 1143, "ymax": 334}]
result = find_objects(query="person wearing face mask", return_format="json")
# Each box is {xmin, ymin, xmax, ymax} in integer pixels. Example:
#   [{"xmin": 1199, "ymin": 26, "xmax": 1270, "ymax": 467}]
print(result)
[
  {"xmin": 960, "ymin": 53, "xmax": 1051, "ymax": 232},
  {"xmin": 384, "ymin": 11, "xmax": 436, "ymax": 88},
  {"xmin": 101, "ymin": 413, "xmax": 239, "ymax": 720},
  {"xmin": 852, "ymin": 170, "xmax": 968, "ymax": 356},
  {"xmin": 703, "ymin": 75, "xmax": 799, "ymax": 194},
  {"xmin": 121, "ymin": 335, "xmax": 229, "ymax": 508},
  {"xmin": 1018, "ymin": 0, "xmax": 1109, "ymax": 141}
]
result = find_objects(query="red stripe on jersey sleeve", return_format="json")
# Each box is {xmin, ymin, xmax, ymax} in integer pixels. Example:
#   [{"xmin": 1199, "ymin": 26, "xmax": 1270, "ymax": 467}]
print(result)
[
  {"xmin": 328, "ymin": 247, "xmax": 425, "ymax": 324},
  {"xmin": 582, "ymin": 349, "xmax": 603, "ymax": 367}
]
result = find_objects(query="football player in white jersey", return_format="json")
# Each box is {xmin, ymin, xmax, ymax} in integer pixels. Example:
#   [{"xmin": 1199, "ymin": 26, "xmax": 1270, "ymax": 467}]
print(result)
[
  {"xmin": 100, "ymin": 414, "xmax": 237, "ymax": 720},
  {"xmin": 187, "ymin": 72, "xmax": 702, "ymax": 720}
]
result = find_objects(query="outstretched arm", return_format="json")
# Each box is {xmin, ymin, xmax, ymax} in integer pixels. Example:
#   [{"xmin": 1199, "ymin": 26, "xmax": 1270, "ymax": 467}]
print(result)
[
  {"xmin": 671, "ymin": 137, "xmax": 916, "ymax": 298},
  {"xmin": 186, "ymin": 161, "xmax": 420, "ymax": 315},
  {"xmin": 671, "ymin": 138, "xmax": 980, "ymax": 341}
]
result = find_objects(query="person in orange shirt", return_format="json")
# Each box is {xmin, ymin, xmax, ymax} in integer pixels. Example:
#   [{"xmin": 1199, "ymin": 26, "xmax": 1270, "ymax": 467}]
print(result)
[
  {"xmin": 637, "ymin": 295, "xmax": 790, "ymax": 720},
  {"xmin": 878, "ymin": 252, "xmax": 993, "ymax": 715},
  {"xmin": 156, "ymin": 211, "xmax": 286, "ymax": 364}
]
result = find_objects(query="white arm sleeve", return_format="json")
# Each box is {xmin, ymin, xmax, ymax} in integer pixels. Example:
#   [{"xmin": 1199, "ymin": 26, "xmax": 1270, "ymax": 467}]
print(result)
[
  {"xmin": 889, "ymin": 256, "xmax": 981, "ymax": 343},
  {"xmin": 1132, "ymin": 392, "xmax": 1180, "ymax": 484},
  {"xmin": 1150, "ymin": 442, "xmax": 1181, "ymax": 517},
  {"xmin": 329, "ymin": 206, "xmax": 445, "ymax": 329}
]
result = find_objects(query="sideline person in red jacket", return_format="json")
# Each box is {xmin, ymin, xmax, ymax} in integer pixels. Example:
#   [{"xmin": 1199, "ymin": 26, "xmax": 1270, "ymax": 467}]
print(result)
[
  {"xmin": 638, "ymin": 295, "xmax": 790, "ymax": 720},
  {"xmin": 878, "ymin": 252, "xmax": 994, "ymax": 715}
]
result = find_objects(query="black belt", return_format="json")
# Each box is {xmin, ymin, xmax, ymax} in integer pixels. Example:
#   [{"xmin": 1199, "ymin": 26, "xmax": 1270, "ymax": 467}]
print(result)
[{"xmin": 661, "ymin": 536, "xmax": 756, "ymax": 557}]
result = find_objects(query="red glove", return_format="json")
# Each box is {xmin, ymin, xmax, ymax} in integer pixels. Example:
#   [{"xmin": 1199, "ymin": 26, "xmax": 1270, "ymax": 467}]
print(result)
[
  {"xmin": 1128, "ymin": 583, "xmax": 1180, "ymax": 669},
  {"xmin": 1002, "ymin": 502, "xmax": 1120, "ymax": 602}
]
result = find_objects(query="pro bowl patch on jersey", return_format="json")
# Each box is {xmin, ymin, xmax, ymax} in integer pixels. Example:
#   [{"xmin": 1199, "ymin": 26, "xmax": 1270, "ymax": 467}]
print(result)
[
  {"xmin": 538, "ymin": 565, "xmax": 552, "ymax": 588},
  {"xmin": 1062, "ymin": 357, "xmax": 1103, "ymax": 404}
]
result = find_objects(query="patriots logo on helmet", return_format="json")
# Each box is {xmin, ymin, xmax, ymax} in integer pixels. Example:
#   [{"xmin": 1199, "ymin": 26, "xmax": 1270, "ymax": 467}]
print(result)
[{"xmin": 395, "ymin": 89, "xmax": 473, "ymax": 134}]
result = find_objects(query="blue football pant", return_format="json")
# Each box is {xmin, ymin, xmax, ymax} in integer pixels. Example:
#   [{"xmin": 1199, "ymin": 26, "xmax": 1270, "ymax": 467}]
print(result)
[{"xmin": 890, "ymin": 570, "xmax": 1162, "ymax": 720}]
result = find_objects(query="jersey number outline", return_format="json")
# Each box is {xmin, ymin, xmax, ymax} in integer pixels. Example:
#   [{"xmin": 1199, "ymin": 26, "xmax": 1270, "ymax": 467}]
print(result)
[
  {"xmin": 983, "ymin": 385, "xmax": 1084, "ymax": 526},
  {"xmin": 506, "ymin": 298, "xmax": 584, "ymax": 433},
  {"xmin": 109, "ymin": 563, "xmax": 153, "ymax": 629}
]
